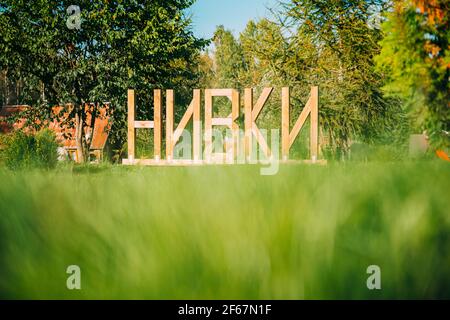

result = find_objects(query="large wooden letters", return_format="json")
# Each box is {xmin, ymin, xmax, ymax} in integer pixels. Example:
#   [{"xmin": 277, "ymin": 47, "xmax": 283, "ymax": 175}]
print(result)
[{"xmin": 125, "ymin": 87, "xmax": 320, "ymax": 165}]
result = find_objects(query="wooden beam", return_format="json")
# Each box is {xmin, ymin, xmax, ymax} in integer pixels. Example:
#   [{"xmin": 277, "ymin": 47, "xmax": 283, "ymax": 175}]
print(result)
[
  {"xmin": 204, "ymin": 89, "xmax": 213, "ymax": 161},
  {"xmin": 134, "ymin": 121, "xmax": 154, "ymax": 129},
  {"xmin": 209, "ymin": 89, "xmax": 234, "ymax": 97},
  {"xmin": 193, "ymin": 89, "xmax": 201, "ymax": 162},
  {"xmin": 127, "ymin": 89, "xmax": 135, "ymax": 162},
  {"xmin": 310, "ymin": 86, "xmax": 319, "ymax": 161},
  {"xmin": 231, "ymin": 89, "xmax": 240, "ymax": 159},
  {"xmin": 252, "ymin": 87, "xmax": 273, "ymax": 121},
  {"xmin": 289, "ymin": 99, "xmax": 311, "ymax": 148},
  {"xmin": 244, "ymin": 88, "xmax": 253, "ymax": 160},
  {"xmin": 172, "ymin": 102, "xmax": 194, "ymax": 147},
  {"xmin": 212, "ymin": 118, "xmax": 233, "ymax": 127},
  {"xmin": 166, "ymin": 89, "xmax": 174, "ymax": 160},
  {"xmin": 122, "ymin": 158, "xmax": 327, "ymax": 166},
  {"xmin": 281, "ymin": 87, "xmax": 290, "ymax": 160},
  {"xmin": 154, "ymin": 89, "xmax": 162, "ymax": 161}
]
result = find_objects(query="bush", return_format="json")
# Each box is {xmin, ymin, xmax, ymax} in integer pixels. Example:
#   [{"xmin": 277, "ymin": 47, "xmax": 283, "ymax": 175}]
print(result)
[
  {"xmin": 1, "ymin": 129, "xmax": 58, "ymax": 170},
  {"xmin": 35, "ymin": 129, "xmax": 59, "ymax": 168}
]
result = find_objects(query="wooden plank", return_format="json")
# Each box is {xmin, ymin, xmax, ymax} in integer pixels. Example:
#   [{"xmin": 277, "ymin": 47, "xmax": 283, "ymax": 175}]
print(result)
[
  {"xmin": 154, "ymin": 89, "xmax": 162, "ymax": 161},
  {"xmin": 122, "ymin": 158, "xmax": 327, "ymax": 166},
  {"xmin": 252, "ymin": 87, "xmax": 273, "ymax": 120},
  {"xmin": 310, "ymin": 86, "xmax": 319, "ymax": 161},
  {"xmin": 288, "ymin": 98, "xmax": 311, "ymax": 148},
  {"xmin": 134, "ymin": 121, "xmax": 154, "ymax": 129},
  {"xmin": 166, "ymin": 89, "xmax": 174, "ymax": 160},
  {"xmin": 127, "ymin": 89, "xmax": 135, "ymax": 161},
  {"xmin": 231, "ymin": 89, "xmax": 240, "ymax": 160},
  {"xmin": 212, "ymin": 118, "xmax": 232, "ymax": 127},
  {"xmin": 204, "ymin": 89, "xmax": 213, "ymax": 161},
  {"xmin": 244, "ymin": 88, "xmax": 253, "ymax": 160},
  {"xmin": 209, "ymin": 89, "xmax": 234, "ymax": 97},
  {"xmin": 123, "ymin": 159, "xmax": 200, "ymax": 166},
  {"xmin": 172, "ymin": 102, "xmax": 194, "ymax": 146},
  {"xmin": 193, "ymin": 89, "xmax": 201, "ymax": 162},
  {"xmin": 281, "ymin": 87, "xmax": 290, "ymax": 160}
]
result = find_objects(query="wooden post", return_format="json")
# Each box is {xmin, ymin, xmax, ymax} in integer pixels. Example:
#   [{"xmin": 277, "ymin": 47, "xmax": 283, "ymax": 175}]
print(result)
[
  {"xmin": 244, "ymin": 88, "xmax": 253, "ymax": 160},
  {"xmin": 193, "ymin": 89, "xmax": 201, "ymax": 162},
  {"xmin": 166, "ymin": 89, "xmax": 174, "ymax": 160},
  {"xmin": 281, "ymin": 87, "xmax": 290, "ymax": 161},
  {"xmin": 127, "ymin": 89, "xmax": 135, "ymax": 162},
  {"xmin": 154, "ymin": 89, "xmax": 162, "ymax": 161},
  {"xmin": 310, "ymin": 86, "xmax": 319, "ymax": 161},
  {"xmin": 204, "ymin": 89, "xmax": 213, "ymax": 162},
  {"xmin": 231, "ymin": 89, "xmax": 240, "ymax": 159}
]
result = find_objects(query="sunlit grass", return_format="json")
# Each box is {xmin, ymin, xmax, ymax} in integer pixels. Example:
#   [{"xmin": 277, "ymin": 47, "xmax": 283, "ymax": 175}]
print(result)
[{"xmin": 0, "ymin": 161, "xmax": 449, "ymax": 299}]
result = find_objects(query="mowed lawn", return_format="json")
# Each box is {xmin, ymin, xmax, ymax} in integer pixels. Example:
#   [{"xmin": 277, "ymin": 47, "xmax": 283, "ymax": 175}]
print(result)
[{"xmin": 0, "ymin": 161, "xmax": 449, "ymax": 299}]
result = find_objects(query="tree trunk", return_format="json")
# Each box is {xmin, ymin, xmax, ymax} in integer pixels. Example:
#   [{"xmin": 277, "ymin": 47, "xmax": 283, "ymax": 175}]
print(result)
[{"xmin": 75, "ymin": 110, "xmax": 86, "ymax": 163}]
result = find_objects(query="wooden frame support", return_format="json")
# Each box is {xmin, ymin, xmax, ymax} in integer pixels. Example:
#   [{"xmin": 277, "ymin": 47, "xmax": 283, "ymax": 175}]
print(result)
[
  {"xmin": 127, "ymin": 89, "xmax": 136, "ymax": 162},
  {"xmin": 282, "ymin": 86, "xmax": 319, "ymax": 161},
  {"xmin": 154, "ymin": 89, "xmax": 162, "ymax": 160},
  {"xmin": 310, "ymin": 86, "xmax": 319, "ymax": 160},
  {"xmin": 166, "ymin": 90, "xmax": 174, "ymax": 160}
]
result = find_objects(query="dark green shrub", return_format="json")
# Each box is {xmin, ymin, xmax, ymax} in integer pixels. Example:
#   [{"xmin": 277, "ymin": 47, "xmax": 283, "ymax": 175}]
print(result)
[
  {"xmin": 2, "ymin": 131, "xmax": 35, "ymax": 170},
  {"xmin": 1, "ymin": 129, "xmax": 58, "ymax": 170},
  {"xmin": 35, "ymin": 129, "xmax": 59, "ymax": 169}
]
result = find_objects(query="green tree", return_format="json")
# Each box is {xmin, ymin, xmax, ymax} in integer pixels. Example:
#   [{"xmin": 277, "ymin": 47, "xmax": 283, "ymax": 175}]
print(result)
[
  {"xmin": 0, "ymin": 0, "xmax": 207, "ymax": 162},
  {"xmin": 204, "ymin": 1, "xmax": 409, "ymax": 159},
  {"xmin": 279, "ymin": 0, "xmax": 406, "ymax": 156},
  {"xmin": 376, "ymin": 0, "xmax": 449, "ymax": 149},
  {"xmin": 212, "ymin": 25, "xmax": 246, "ymax": 88}
]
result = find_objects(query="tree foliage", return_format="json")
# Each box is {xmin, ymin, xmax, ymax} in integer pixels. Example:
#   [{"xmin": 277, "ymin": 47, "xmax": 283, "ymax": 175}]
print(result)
[
  {"xmin": 376, "ymin": 0, "xmax": 449, "ymax": 149},
  {"xmin": 201, "ymin": 1, "xmax": 409, "ymax": 158},
  {"xmin": 0, "ymin": 0, "xmax": 207, "ymax": 161}
]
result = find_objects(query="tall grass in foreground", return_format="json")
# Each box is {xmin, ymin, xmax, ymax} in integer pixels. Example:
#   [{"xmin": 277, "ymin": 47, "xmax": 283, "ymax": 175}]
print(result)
[{"xmin": 0, "ymin": 162, "xmax": 449, "ymax": 299}]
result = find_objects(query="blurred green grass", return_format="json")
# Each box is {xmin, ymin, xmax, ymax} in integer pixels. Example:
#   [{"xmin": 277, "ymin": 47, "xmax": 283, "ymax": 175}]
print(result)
[{"xmin": 0, "ymin": 161, "xmax": 449, "ymax": 299}]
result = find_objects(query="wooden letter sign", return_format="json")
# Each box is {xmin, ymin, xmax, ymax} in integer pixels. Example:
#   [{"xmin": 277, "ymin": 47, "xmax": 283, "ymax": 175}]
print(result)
[{"xmin": 123, "ymin": 87, "xmax": 323, "ymax": 166}]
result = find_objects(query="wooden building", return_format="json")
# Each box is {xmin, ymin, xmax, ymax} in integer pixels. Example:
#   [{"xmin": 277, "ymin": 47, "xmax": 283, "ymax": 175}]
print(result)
[{"xmin": 0, "ymin": 105, "xmax": 110, "ymax": 163}]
